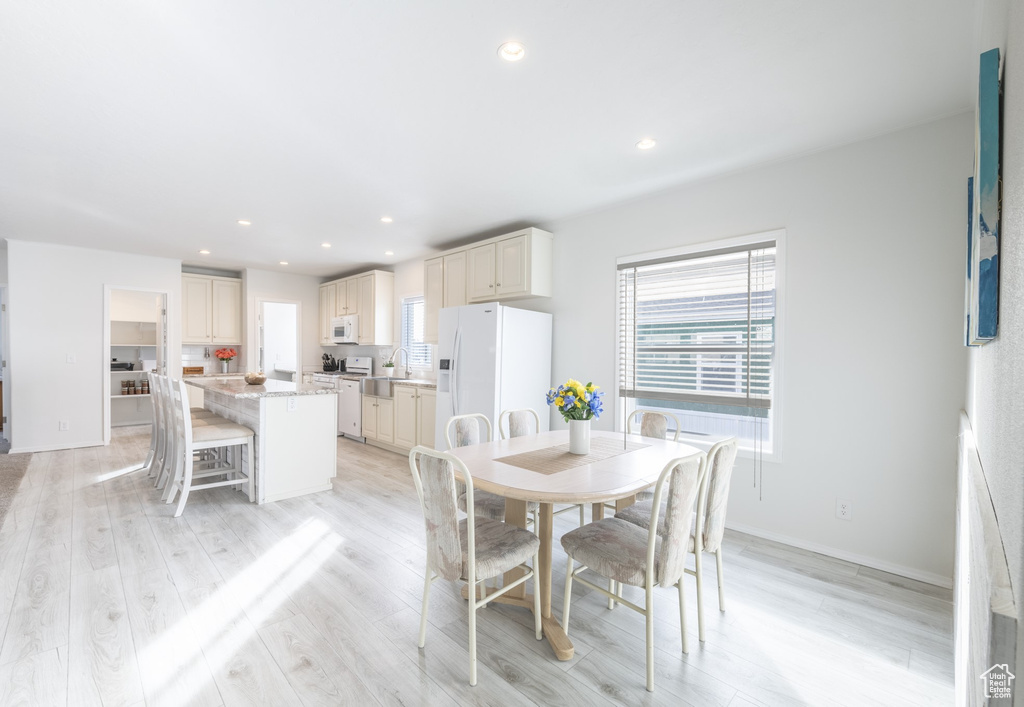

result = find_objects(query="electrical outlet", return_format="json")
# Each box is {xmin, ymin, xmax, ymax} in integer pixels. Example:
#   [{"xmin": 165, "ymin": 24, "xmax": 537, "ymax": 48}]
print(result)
[
  {"xmin": 286, "ymin": 397, "xmax": 297, "ymax": 412},
  {"xmin": 836, "ymin": 499, "xmax": 852, "ymax": 521},
  {"xmin": 66, "ymin": 354, "xmax": 76, "ymax": 364},
  {"xmin": 58, "ymin": 419, "xmax": 69, "ymax": 431}
]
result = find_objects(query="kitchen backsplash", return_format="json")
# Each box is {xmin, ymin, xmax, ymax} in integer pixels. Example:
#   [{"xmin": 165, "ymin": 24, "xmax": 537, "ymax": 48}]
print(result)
[{"xmin": 182, "ymin": 345, "xmax": 245, "ymax": 374}]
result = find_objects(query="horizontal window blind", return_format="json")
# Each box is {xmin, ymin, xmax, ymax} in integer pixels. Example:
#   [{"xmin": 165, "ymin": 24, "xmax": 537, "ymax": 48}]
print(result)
[
  {"xmin": 401, "ymin": 296, "xmax": 432, "ymax": 368},
  {"xmin": 618, "ymin": 243, "xmax": 776, "ymax": 410}
]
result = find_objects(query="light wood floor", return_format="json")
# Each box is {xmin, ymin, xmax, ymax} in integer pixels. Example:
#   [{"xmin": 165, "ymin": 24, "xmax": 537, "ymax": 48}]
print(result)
[{"xmin": 0, "ymin": 427, "xmax": 953, "ymax": 706}]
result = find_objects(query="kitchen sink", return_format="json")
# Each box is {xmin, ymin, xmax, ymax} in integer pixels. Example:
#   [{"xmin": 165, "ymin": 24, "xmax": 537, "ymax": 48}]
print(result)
[{"xmin": 360, "ymin": 377, "xmax": 435, "ymax": 397}]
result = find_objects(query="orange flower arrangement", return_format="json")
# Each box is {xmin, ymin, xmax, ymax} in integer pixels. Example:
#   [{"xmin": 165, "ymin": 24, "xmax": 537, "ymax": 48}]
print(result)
[{"xmin": 215, "ymin": 348, "xmax": 237, "ymax": 361}]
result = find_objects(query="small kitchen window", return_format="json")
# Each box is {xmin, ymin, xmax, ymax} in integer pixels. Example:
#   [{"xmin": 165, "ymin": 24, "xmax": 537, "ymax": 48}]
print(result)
[{"xmin": 401, "ymin": 296, "xmax": 432, "ymax": 369}]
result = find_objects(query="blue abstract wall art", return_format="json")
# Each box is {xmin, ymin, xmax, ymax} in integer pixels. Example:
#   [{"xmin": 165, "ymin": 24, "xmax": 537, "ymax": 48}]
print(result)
[{"xmin": 966, "ymin": 48, "xmax": 1001, "ymax": 346}]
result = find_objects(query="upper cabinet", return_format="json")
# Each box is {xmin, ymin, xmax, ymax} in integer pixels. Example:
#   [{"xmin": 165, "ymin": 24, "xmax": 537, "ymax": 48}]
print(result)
[
  {"xmin": 423, "ymin": 227, "xmax": 552, "ymax": 342},
  {"xmin": 318, "ymin": 269, "xmax": 394, "ymax": 346},
  {"xmin": 182, "ymin": 274, "xmax": 242, "ymax": 345}
]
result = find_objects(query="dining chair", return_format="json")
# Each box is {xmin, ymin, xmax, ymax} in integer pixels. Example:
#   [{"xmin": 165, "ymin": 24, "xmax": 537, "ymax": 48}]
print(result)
[
  {"xmin": 561, "ymin": 451, "xmax": 707, "ymax": 691},
  {"xmin": 500, "ymin": 408, "xmax": 586, "ymax": 527},
  {"xmin": 625, "ymin": 410, "xmax": 682, "ymax": 505},
  {"xmin": 163, "ymin": 378, "xmax": 256, "ymax": 517},
  {"xmin": 445, "ymin": 413, "xmax": 539, "ymax": 529},
  {"xmin": 141, "ymin": 373, "xmax": 165, "ymax": 479},
  {"xmin": 408, "ymin": 446, "xmax": 542, "ymax": 686},
  {"xmin": 615, "ymin": 437, "xmax": 739, "ymax": 643}
]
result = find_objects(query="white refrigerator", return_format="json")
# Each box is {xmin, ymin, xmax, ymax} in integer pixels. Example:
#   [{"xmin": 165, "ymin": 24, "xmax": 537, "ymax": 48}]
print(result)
[{"xmin": 435, "ymin": 303, "xmax": 553, "ymax": 450}]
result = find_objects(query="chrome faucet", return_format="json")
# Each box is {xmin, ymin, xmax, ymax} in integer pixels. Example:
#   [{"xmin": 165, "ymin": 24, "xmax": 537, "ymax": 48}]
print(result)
[{"xmin": 387, "ymin": 347, "xmax": 411, "ymax": 378}]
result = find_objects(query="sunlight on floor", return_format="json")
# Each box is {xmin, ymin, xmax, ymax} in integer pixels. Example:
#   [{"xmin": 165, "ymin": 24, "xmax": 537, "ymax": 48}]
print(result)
[{"xmin": 138, "ymin": 517, "xmax": 342, "ymax": 703}]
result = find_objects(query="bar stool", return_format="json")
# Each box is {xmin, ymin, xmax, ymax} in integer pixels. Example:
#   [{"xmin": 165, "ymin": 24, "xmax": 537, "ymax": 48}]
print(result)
[{"xmin": 164, "ymin": 378, "xmax": 255, "ymax": 517}]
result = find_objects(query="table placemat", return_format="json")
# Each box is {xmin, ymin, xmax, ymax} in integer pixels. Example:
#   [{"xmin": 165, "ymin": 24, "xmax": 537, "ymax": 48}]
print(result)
[{"xmin": 495, "ymin": 437, "xmax": 650, "ymax": 475}]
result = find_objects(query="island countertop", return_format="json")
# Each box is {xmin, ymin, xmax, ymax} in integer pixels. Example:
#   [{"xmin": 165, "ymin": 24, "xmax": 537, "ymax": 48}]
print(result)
[{"xmin": 184, "ymin": 376, "xmax": 336, "ymax": 399}]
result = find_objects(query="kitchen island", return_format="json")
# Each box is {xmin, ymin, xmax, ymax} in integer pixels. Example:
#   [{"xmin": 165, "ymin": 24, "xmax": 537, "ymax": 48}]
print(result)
[{"xmin": 185, "ymin": 377, "xmax": 338, "ymax": 504}]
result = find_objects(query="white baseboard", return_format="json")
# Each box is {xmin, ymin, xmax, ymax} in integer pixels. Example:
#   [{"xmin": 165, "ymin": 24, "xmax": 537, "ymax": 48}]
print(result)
[
  {"xmin": 725, "ymin": 520, "xmax": 953, "ymax": 590},
  {"xmin": 10, "ymin": 439, "xmax": 105, "ymax": 454}
]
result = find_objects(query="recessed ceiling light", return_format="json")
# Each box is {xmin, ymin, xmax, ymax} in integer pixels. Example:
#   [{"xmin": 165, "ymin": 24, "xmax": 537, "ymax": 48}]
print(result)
[
  {"xmin": 321, "ymin": 243, "xmax": 331, "ymax": 248},
  {"xmin": 384, "ymin": 250, "xmax": 394, "ymax": 256},
  {"xmin": 636, "ymin": 138, "xmax": 657, "ymax": 150},
  {"xmin": 279, "ymin": 261, "xmax": 288, "ymax": 266},
  {"xmin": 198, "ymin": 249, "xmax": 210, "ymax": 255},
  {"xmin": 380, "ymin": 216, "xmax": 393, "ymax": 223},
  {"xmin": 237, "ymin": 219, "xmax": 252, "ymax": 226},
  {"xmin": 498, "ymin": 41, "xmax": 525, "ymax": 62}
]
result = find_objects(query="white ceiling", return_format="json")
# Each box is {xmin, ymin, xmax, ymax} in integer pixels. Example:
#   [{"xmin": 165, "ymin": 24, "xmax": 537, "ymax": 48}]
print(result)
[{"xmin": 0, "ymin": 1, "xmax": 977, "ymax": 276}]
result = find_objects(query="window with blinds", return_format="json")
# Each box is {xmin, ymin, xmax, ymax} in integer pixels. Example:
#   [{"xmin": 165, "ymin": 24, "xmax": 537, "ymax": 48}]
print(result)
[
  {"xmin": 401, "ymin": 296, "xmax": 432, "ymax": 368},
  {"xmin": 618, "ymin": 237, "xmax": 777, "ymax": 450}
]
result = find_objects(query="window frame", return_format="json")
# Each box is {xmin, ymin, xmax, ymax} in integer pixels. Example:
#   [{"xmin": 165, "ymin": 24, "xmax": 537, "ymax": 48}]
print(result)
[
  {"xmin": 615, "ymin": 229, "xmax": 786, "ymax": 461},
  {"xmin": 400, "ymin": 295, "xmax": 433, "ymax": 371}
]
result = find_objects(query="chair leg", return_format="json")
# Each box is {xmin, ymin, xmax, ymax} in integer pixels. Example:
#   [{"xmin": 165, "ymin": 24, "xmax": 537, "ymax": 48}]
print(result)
[
  {"xmin": 578, "ymin": 504, "xmax": 585, "ymax": 526},
  {"xmin": 645, "ymin": 584, "xmax": 655, "ymax": 692},
  {"xmin": 533, "ymin": 554, "xmax": 542, "ymax": 640},
  {"xmin": 173, "ymin": 449, "xmax": 194, "ymax": 518},
  {"xmin": 716, "ymin": 548, "xmax": 726, "ymax": 611},
  {"xmin": 468, "ymin": 591, "xmax": 478, "ymax": 686},
  {"xmin": 562, "ymin": 557, "xmax": 574, "ymax": 636},
  {"xmin": 245, "ymin": 437, "xmax": 255, "ymax": 502},
  {"xmin": 418, "ymin": 566, "xmax": 432, "ymax": 648},
  {"xmin": 694, "ymin": 549, "xmax": 705, "ymax": 643},
  {"xmin": 677, "ymin": 578, "xmax": 689, "ymax": 655},
  {"xmin": 607, "ymin": 579, "xmax": 616, "ymax": 610}
]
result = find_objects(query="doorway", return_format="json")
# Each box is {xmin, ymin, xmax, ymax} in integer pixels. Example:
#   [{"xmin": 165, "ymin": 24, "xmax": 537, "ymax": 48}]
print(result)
[
  {"xmin": 259, "ymin": 300, "xmax": 300, "ymax": 382},
  {"xmin": 105, "ymin": 287, "xmax": 169, "ymax": 443}
]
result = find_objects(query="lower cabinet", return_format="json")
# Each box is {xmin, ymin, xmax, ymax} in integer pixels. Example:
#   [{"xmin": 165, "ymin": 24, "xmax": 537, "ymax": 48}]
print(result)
[
  {"xmin": 366, "ymin": 386, "xmax": 437, "ymax": 451},
  {"xmin": 362, "ymin": 395, "xmax": 394, "ymax": 445}
]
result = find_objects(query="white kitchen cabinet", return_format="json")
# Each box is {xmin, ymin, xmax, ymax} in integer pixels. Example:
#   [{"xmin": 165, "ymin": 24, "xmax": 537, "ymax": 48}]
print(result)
[
  {"xmin": 211, "ymin": 279, "xmax": 242, "ymax": 344},
  {"xmin": 495, "ymin": 234, "xmax": 528, "ymax": 298},
  {"xmin": 361, "ymin": 394, "xmax": 395, "ymax": 445},
  {"xmin": 319, "ymin": 270, "xmax": 394, "ymax": 347},
  {"xmin": 416, "ymin": 389, "xmax": 436, "ymax": 449},
  {"xmin": 361, "ymin": 396, "xmax": 378, "ymax": 439},
  {"xmin": 423, "ymin": 257, "xmax": 443, "ymax": 344},
  {"xmin": 182, "ymin": 274, "xmax": 242, "ymax": 345},
  {"xmin": 467, "ymin": 242, "xmax": 496, "ymax": 301},
  {"xmin": 444, "ymin": 251, "xmax": 468, "ymax": 308},
  {"xmin": 394, "ymin": 386, "xmax": 418, "ymax": 449}
]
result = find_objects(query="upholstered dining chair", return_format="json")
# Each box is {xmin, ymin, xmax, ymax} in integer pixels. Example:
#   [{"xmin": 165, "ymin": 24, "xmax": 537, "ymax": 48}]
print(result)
[
  {"xmin": 445, "ymin": 413, "xmax": 539, "ymax": 529},
  {"xmin": 409, "ymin": 446, "xmax": 542, "ymax": 686},
  {"xmin": 615, "ymin": 437, "xmax": 739, "ymax": 643},
  {"xmin": 499, "ymin": 408, "xmax": 586, "ymax": 527},
  {"xmin": 624, "ymin": 410, "xmax": 682, "ymax": 505},
  {"xmin": 561, "ymin": 451, "xmax": 707, "ymax": 691}
]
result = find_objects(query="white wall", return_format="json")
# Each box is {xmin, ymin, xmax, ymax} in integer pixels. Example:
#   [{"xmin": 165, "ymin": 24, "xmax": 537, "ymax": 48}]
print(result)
[
  {"xmin": 243, "ymin": 268, "xmax": 321, "ymax": 374},
  {"xmin": 967, "ymin": 0, "xmax": 1023, "ymax": 697},
  {"xmin": 6, "ymin": 240, "xmax": 182, "ymax": 452},
  {"xmin": 262, "ymin": 301, "xmax": 297, "ymax": 380}
]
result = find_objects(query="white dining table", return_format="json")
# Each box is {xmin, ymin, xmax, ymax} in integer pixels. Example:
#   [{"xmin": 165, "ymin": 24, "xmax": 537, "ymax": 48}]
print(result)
[{"xmin": 448, "ymin": 429, "xmax": 703, "ymax": 661}]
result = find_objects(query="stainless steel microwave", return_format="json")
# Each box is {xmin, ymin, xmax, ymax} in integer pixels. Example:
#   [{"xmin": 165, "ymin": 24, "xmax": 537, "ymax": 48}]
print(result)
[{"xmin": 331, "ymin": 315, "xmax": 359, "ymax": 344}]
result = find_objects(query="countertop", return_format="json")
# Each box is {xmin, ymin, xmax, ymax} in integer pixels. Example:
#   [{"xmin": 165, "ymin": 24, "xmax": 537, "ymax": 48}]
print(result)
[
  {"xmin": 183, "ymin": 372, "xmax": 246, "ymax": 378},
  {"xmin": 391, "ymin": 380, "xmax": 437, "ymax": 389},
  {"xmin": 184, "ymin": 376, "xmax": 337, "ymax": 399}
]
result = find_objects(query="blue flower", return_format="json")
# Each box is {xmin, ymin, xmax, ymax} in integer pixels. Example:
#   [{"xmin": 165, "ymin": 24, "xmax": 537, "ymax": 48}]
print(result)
[
  {"xmin": 562, "ymin": 393, "xmax": 576, "ymax": 409},
  {"xmin": 546, "ymin": 389, "xmax": 557, "ymax": 404}
]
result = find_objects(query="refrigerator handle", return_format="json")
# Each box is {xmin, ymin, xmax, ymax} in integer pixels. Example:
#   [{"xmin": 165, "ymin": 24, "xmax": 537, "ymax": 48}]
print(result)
[{"xmin": 452, "ymin": 326, "xmax": 462, "ymax": 417}]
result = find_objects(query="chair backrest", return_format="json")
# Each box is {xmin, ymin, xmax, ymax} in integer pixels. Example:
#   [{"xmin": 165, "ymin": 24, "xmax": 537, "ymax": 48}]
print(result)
[
  {"xmin": 171, "ymin": 378, "xmax": 193, "ymax": 449},
  {"xmin": 444, "ymin": 413, "xmax": 493, "ymax": 450},
  {"xmin": 409, "ymin": 446, "xmax": 478, "ymax": 583},
  {"xmin": 498, "ymin": 408, "xmax": 540, "ymax": 440},
  {"xmin": 647, "ymin": 451, "xmax": 706, "ymax": 588},
  {"xmin": 626, "ymin": 410, "xmax": 681, "ymax": 442},
  {"xmin": 697, "ymin": 438, "xmax": 739, "ymax": 553}
]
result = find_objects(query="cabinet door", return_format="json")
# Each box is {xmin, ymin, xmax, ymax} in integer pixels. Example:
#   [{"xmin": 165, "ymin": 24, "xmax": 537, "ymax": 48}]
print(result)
[
  {"xmin": 182, "ymin": 276, "xmax": 212, "ymax": 343},
  {"xmin": 467, "ymin": 243, "xmax": 496, "ymax": 301},
  {"xmin": 335, "ymin": 280, "xmax": 347, "ymax": 315},
  {"xmin": 357, "ymin": 274, "xmax": 374, "ymax": 344},
  {"xmin": 361, "ymin": 396, "xmax": 378, "ymax": 440},
  {"xmin": 346, "ymin": 279, "xmax": 360, "ymax": 317},
  {"xmin": 495, "ymin": 235, "xmax": 528, "ymax": 297},
  {"xmin": 423, "ymin": 258, "xmax": 443, "ymax": 344},
  {"xmin": 444, "ymin": 251, "xmax": 468, "ymax": 307},
  {"xmin": 377, "ymin": 398, "xmax": 394, "ymax": 444},
  {"xmin": 416, "ymin": 390, "xmax": 437, "ymax": 449},
  {"xmin": 211, "ymin": 279, "xmax": 242, "ymax": 344},
  {"xmin": 394, "ymin": 387, "xmax": 418, "ymax": 450},
  {"xmin": 319, "ymin": 285, "xmax": 332, "ymax": 345}
]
